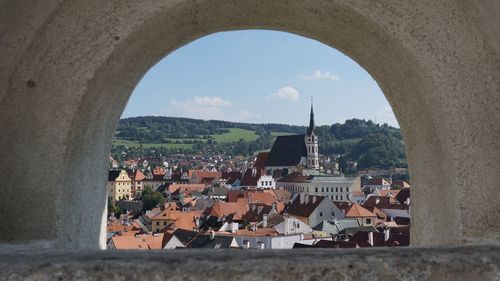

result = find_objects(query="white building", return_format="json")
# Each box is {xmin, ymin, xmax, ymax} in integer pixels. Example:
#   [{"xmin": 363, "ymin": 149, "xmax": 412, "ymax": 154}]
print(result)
[
  {"xmin": 277, "ymin": 175, "xmax": 361, "ymax": 203},
  {"xmin": 257, "ymin": 175, "xmax": 276, "ymax": 189},
  {"xmin": 274, "ymin": 216, "xmax": 312, "ymax": 235},
  {"xmin": 234, "ymin": 233, "xmax": 304, "ymax": 249},
  {"xmin": 350, "ymin": 191, "xmax": 366, "ymax": 204},
  {"xmin": 363, "ymin": 178, "xmax": 391, "ymax": 193}
]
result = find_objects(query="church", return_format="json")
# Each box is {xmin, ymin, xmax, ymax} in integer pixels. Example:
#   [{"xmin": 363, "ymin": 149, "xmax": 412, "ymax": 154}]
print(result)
[{"xmin": 264, "ymin": 102, "xmax": 319, "ymax": 175}]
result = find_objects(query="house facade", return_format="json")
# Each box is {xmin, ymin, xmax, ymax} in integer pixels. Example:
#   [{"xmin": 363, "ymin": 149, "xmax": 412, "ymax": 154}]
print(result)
[
  {"xmin": 286, "ymin": 193, "xmax": 345, "ymax": 227},
  {"xmin": 277, "ymin": 175, "xmax": 361, "ymax": 203},
  {"xmin": 107, "ymin": 170, "xmax": 132, "ymax": 203}
]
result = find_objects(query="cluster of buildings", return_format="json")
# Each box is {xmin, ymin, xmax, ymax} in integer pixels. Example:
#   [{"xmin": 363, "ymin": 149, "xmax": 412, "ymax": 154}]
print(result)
[{"xmin": 107, "ymin": 104, "xmax": 411, "ymax": 249}]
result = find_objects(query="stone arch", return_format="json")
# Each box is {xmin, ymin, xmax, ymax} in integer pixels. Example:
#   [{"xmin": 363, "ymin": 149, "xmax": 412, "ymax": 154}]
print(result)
[{"xmin": 0, "ymin": 1, "xmax": 499, "ymax": 249}]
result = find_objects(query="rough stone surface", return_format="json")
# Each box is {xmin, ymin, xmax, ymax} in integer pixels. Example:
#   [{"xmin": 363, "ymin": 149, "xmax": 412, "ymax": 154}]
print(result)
[
  {"xmin": 2, "ymin": 246, "xmax": 500, "ymax": 280},
  {"xmin": 0, "ymin": 0, "xmax": 499, "ymax": 250}
]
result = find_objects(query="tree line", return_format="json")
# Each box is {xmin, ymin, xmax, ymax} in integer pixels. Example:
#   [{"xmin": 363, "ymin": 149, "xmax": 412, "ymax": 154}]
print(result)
[{"xmin": 112, "ymin": 116, "xmax": 406, "ymax": 169}]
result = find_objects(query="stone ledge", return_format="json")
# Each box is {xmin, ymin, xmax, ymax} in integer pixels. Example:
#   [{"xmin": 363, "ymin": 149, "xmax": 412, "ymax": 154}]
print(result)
[{"xmin": 1, "ymin": 246, "xmax": 499, "ymax": 280}]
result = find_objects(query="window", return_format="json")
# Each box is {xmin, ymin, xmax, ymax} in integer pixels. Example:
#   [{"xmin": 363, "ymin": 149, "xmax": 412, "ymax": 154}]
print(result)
[
  {"xmin": 335, "ymin": 187, "xmax": 338, "ymax": 192},
  {"xmin": 156, "ymin": 222, "xmax": 160, "ymax": 226},
  {"xmin": 340, "ymin": 195, "xmax": 343, "ymax": 200},
  {"xmin": 366, "ymin": 219, "xmax": 371, "ymax": 224},
  {"xmin": 326, "ymin": 187, "xmax": 329, "ymax": 192},
  {"xmin": 346, "ymin": 187, "xmax": 349, "ymax": 192},
  {"xmin": 319, "ymin": 212, "xmax": 323, "ymax": 216},
  {"xmin": 315, "ymin": 187, "xmax": 318, "ymax": 192},
  {"xmin": 335, "ymin": 195, "xmax": 338, "ymax": 200},
  {"xmin": 321, "ymin": 188, "xmax": 324, "ymax": 192},
  {"xmin": 340, "ymin": 187, "xmax": 343, "ymax": 192}
]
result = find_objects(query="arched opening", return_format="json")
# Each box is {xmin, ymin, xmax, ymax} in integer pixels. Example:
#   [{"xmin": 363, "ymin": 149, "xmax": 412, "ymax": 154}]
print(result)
[
  {"xmin": 2, "ymin": 1, "xmax": 498, "ymax": 252},
  {"xmin": 106, "ymin": 30, "xmax": 408, "ymax": 250},
  {"xmin": 70, "ymin": 3, "xmax": 434, "ymax": 250}
]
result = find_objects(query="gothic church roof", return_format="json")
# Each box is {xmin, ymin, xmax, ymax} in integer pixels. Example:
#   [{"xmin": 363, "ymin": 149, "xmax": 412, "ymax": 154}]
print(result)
[{"xmin": 265, "ymin": 135, "xmax": 307, "ymax": 167}]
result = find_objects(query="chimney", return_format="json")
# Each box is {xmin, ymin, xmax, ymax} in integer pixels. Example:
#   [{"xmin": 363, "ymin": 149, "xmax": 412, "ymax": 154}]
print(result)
[
  {"xmin": 305, "ymin": 194, "xmax": 309, "ymax": 204},
  {"xmin": 257, "ymin": 241, "xmax": 265, "ymax": 250},
  {"xmin": 312, "ymin": 196, "xmax": 317, "ymax": 204},
  {"xmin": 368, "ymin": 232, "xmax": 374, "ymax": 246},
  {"xmin": 375, "ymin": 198, "xmax": 380, "ymax": 205},
  {"xmin": 243, "ymin": 240, "xmax": 250, "ymax": 249},
  {"xmin": 299, "ymin": 193, "xmax": 305, "ymax": 204},
  {"xmin": 263, "ymin": 214, "xmax": 268, "ymax": 228},
  {"xmin": 231, "ymin": 222, "xmax": 238, "ymax": 233},
  {"xmin": 209, "ymin": 230, "xmax": 215, "ymax": 240},
  {"xmin": 384, "ymin": 228, "xmax": 390, "ymax": 242}
]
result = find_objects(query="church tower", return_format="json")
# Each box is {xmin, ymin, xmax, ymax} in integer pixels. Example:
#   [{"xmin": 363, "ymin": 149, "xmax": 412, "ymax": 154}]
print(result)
[{"xmin": 305, "ymin": 99, "xmax": 319, "ymax": 170}]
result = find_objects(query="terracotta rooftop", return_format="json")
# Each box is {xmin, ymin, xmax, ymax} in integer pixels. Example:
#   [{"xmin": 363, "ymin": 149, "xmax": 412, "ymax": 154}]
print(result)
[
  {"xmin": 208, "ymin": 201, "xmax": 248, "ymax": 220},
  {"xmin": 278, "ymin": 172, "xmax": 309, "ymax": 183},
  {"xmin": 168, "ymin": 183, "xmax": 206, "ymax": 195},
  {"xmin": 286, "ymin": 194, "xmax": 325, "ymax": 218},
  {"xmin": 345, "ymin": 204, "xmax": 376, "ymax": 218},
  {"xmin": 110, "ymin": 233, "xmax": 164, "ymax": 250},
  {"xmin": 254, "ymin": 152, "xmax": 269, "ymax": 169}
]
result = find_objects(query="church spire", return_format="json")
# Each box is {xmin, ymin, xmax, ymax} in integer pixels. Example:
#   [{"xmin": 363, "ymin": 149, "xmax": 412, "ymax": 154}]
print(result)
[{"xmin": 307, "ymin": 97, "xmax": 315, "ymax": 136}]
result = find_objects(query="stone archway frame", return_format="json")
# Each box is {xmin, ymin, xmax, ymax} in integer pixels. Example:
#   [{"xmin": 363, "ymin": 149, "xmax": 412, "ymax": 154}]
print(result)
[{"xmin": 0, "ymin": 0, "xmax": 498, "ymax": 249}]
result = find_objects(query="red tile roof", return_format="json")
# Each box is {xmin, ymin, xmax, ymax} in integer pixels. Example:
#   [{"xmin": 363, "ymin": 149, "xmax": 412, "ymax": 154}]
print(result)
[
  {"xmin": 346, "ymin": 204, "xmax": 376, "ymax": 218},
  {"xmin": 111, "ymin": 234, "xmax": 164, "ymax": 250},
  {"xmin": 254, "ymin": 152, "xmax": 269, "ymax": 169},
  {"xmin": 286, "ymin": 194, "xmax": 325, "ymax": 218},
  {"xmin": 208, "ymin": 201, "xmax": 248, "ymax": 220},
  {"xmin": 168, "ymin": 183, "xmax": 206, "ymax": 195},
  {"xmin": 278, "ymin": 172, "xmax": 309, "ymax": 183},
  {"xmin": 240, "ymin": 168, "xmax": 263, "ymax": 186},
  {"xmin": 366, "ymin": 178, "xmax": 390, "ymax": 186}
]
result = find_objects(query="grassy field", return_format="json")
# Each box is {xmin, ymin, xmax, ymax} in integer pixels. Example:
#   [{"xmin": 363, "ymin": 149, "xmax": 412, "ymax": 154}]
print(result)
[
  {"xmin": 113, "ymin": 127, "xmax": 260, "ymax": 149},
  {"xmin": 210, "ymin": 128, "xmax": 259, "ymax": 142}
]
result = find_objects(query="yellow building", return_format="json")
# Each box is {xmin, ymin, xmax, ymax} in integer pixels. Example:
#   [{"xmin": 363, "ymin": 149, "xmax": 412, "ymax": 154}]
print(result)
[{"xmin": 107, "ymin": 170, "xmax": 132, "ymax": 203}]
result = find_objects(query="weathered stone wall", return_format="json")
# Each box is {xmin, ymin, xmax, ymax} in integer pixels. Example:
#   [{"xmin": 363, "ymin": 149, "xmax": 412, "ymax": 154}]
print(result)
[
  {"xmin": 2, "ymin": 246, "xmax": 500, "ymax": 281},
  {"xmin": 0, "ymin": 0, "xmax": 499, "ymax": 250}
]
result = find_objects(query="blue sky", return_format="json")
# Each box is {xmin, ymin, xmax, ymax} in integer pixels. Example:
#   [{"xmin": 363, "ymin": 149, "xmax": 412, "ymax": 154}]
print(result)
[{"xmin": 123, "ymin": 30, "xmax": 398, "ymax": 127}]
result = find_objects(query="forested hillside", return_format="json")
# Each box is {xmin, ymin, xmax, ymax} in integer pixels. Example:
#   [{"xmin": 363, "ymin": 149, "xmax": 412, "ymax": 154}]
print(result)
[{"xmin": 112, "ymin": 116, "xmax": 406, "ymax": 169}]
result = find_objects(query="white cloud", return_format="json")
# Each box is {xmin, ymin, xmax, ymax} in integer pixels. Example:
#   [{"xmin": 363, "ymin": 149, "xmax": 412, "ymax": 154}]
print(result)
[
  {"xmin": 192, "ymin": 96, "xmax": 231, "ymax": 107},
  {"xmin": 375, "ymin": 106, "xmax": 399, "ymax": 127},
  {"xmin": 169, "ymin": 96, "xmax": 231, "ymax": 120},
  {"xmin": 302, "ymin": 70, "xmax": 340, "ymax": 81},
  {"xmin": 267, "ymin": 86, "xmax": 300, "ymax": 101}
]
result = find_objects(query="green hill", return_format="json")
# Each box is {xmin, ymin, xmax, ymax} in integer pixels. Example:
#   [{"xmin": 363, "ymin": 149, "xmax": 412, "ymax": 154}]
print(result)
[{"xmin": 111, "ymin": 116, "xmax": 406, "ymax": 169}]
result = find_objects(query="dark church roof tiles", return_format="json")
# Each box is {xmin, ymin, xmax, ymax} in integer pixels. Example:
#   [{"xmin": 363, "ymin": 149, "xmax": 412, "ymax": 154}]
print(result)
[{"xmin": 265, "ymin": 134, "xmax": 307, "ymax": 167}]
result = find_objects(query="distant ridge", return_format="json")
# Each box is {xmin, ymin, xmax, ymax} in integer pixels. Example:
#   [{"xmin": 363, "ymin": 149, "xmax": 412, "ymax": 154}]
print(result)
[{"xmin": 112, "ymin": 116, "xmax": 406, "ymax": 169}]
